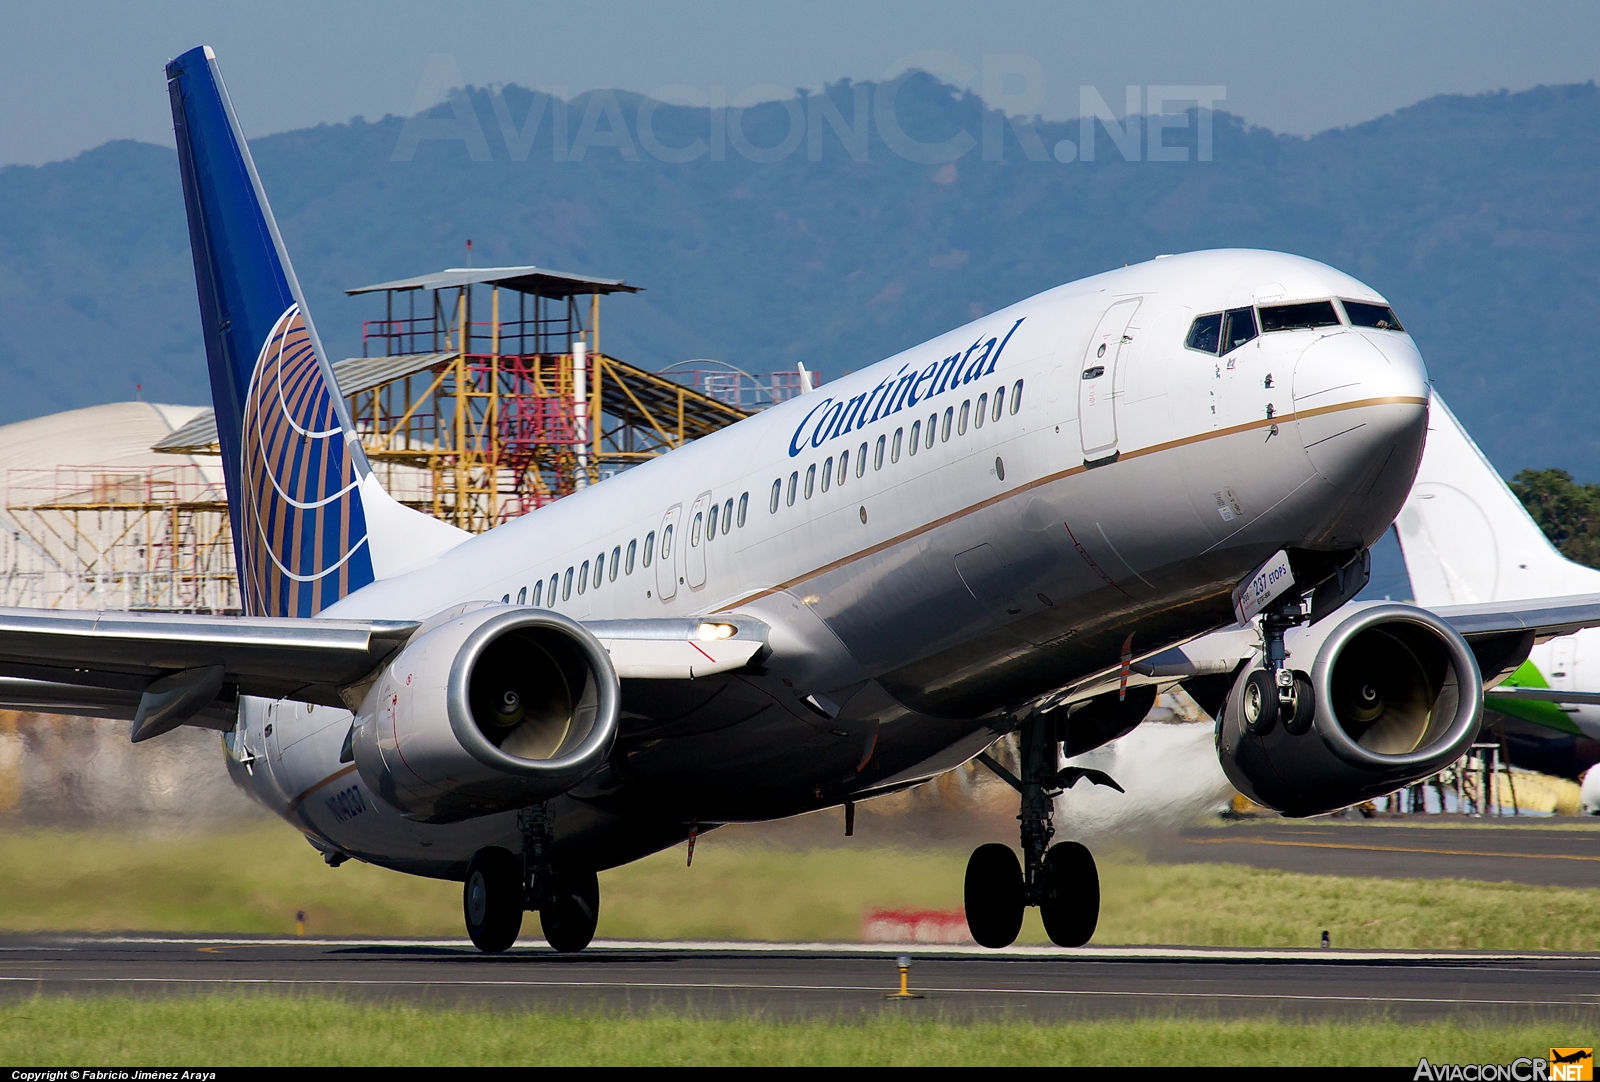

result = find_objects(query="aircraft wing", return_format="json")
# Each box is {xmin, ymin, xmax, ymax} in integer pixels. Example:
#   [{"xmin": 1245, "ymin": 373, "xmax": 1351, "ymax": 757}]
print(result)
[
  {"xmin": 1430, "ymin": 593, "xmax": 1600, "ymax": 643},
  {"xmin": 0, "ymin": 607, "xmax": 767, "ymax": 742}
]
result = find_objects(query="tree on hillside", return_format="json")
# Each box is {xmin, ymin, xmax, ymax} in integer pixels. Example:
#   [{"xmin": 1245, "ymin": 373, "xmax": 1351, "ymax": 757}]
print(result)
[{"xmin": 1510, "ymin": 468, "xmax": 1600, "ymax": 568}]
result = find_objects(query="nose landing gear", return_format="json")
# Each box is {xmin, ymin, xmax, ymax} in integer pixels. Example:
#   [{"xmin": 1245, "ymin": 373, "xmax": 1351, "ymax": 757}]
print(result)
[{"xmin": 969, "ymin": 716, "xmax": 1122, "ymax": 948}]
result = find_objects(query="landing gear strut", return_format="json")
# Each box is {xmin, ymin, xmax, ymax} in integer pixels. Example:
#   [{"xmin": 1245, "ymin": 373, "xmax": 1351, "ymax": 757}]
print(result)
[
  {"xmin": 968, "ymin": 717, "xmax": 1120, "ymax": 948},
  {"xmin": 462, "ymin": 805, "xmax": 600, "ymax": 954},
  {"xmin": 1243, "ymin": 601, "xmax": 1313, "ymax": 737},
  {"xmin": 520, "ymin": 804, "xmax": 600, "ymax": 953}
]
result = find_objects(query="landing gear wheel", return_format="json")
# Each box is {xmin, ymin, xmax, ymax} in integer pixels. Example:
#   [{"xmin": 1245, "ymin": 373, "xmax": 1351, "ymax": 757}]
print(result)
[
  {"xmin": 964, "ymin": 843, "xmax": 1024, "ymax": 949},
  {"xmin": 1240, "ymin": 670, "xmax": 1279, "ymax": 735},
  {"xmin": 464, "ymin": 847, "xmax": 523, "ymax": 953},
  {"xmin": 1281, "ymin": 671, "xmax": 1315, "ymax": 736},
  {"xmin": 1039, "ymin": 842, "xmax": 1099, "ymax": 947},
  {"xmin": 540, "ymin": 867, "xmax": 600, "ymax": 953}
]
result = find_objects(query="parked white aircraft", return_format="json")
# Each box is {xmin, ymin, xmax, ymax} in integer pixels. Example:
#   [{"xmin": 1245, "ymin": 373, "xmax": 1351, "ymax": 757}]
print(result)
[
  {"xmin": 1393, "ymin": 394, "xmax": 1600, "ymax": 794},
  {"xmin": 3, "ymin": 47, "xmax": 1595, "ymax": 952}
]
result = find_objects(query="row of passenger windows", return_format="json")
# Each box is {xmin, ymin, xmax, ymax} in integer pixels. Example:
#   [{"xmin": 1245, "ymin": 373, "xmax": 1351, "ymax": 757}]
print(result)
[
  {"xmin": 1184, "ymin": 298, "xmax": 1404, "ymax": 357},
  {"xmin": 769, "ymin": 380, "xmax": 1025, "ymax": 512},
  {"xmin": 502, "ymin": 492, "xmax": 750, "ymax": 607}
]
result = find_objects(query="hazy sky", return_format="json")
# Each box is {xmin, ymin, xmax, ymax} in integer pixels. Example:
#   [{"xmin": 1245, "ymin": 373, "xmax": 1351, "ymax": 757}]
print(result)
[{"xmin": 5, "ymin": 1, "xmax": 1600, "ymax": 168}]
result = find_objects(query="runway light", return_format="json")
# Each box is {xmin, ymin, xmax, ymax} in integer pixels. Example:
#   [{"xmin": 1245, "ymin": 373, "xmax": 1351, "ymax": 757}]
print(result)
[
  {"xmin": 1321, "ymin": 930, "xmax": 1330, "ymax": 948},
  {"xmin": 696, "ymin": 622, "xmax": 736, "ymax": 641},
  {"xmin": 885, "ymin": 953, "xmax": 924, "ymax": 1000}
]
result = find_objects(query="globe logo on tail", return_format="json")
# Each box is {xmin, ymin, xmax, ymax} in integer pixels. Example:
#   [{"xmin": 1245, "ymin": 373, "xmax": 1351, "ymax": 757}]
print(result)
[{"xmin": 239, "ymin": 305, "xmax": 374, "ymax": 617}]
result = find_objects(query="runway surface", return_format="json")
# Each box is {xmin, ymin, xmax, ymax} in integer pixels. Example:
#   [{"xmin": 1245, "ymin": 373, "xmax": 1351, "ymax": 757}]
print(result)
[
  {"xmin": 1147, "ymin": 820, "xmax": 1600, "ymax": 888},
  {"xmin": 3, "ymin": 936, "xmax": 1596, "ymax": 1021}
]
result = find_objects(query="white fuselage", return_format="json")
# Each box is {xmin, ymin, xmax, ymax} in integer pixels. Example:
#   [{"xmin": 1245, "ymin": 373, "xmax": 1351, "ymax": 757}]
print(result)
[{"xmin": 222, "ymin": 249, "xmax": 1430, "ymax": 878}]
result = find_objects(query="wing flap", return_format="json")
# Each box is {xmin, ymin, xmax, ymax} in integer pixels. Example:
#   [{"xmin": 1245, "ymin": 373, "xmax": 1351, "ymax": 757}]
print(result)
[{"xmin": 0, "ymin": 607, "xmax": 418, "ymax": 716}]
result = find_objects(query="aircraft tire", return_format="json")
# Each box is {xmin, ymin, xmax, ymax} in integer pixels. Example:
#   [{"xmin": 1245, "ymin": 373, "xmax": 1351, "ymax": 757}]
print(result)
[
  {"xmin": 1281, "ymin": 671, "xmax": 1315, "ymax": 736},
  {"xmin": 1039, "ymin": 841, "xmax": 1099, "ymax": 948},
  {"xmin": 964, "ymin": 843, "xmax": 1025, "ymax": 949},
  {"xmin": 464, "ymin": 847, "xmax": 524, "ymax": 953},
  {"xmin": 1240, "ymin": 670, "xmax": 1279, "ymax": 735},
  {"xmin": 540, "ymin": 867, "xmax": 601, "ymax": 953}
]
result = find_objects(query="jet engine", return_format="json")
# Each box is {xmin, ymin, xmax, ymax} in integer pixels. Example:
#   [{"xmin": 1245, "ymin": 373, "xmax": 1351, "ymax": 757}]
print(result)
[
  {"xmin": 350, "ymin": 604, "xmax": 619, "ymax": 824},
  {"xmin": 1216, "ymin": 602, "xmax": 1482, "ymax": 816}
]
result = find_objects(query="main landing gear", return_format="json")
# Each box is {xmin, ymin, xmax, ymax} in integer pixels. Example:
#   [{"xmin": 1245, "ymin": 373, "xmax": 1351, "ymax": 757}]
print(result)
[
  {"xmin": 462, "ymin": 804, "xmax": 600, "ymax": 954},
  {"xmin": 967, "ymin": 715, "xmax": 1122, "ymax": 949}
]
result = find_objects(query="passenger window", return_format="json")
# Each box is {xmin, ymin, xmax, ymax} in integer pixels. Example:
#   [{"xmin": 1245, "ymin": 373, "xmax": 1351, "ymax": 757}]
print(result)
[
  {"xmin": 549, "ymin": 573, "xmax": 559, "ymax": 601},
  {"xmin": 974, "ymin": 394, "xmax": 988, "ymax": 429},
  {"xmin": 804, "ymin": 464, "xmax": 816, "ymax": 499},
  {"xmin": 787, "ymin": 471, "xmax": 798, "ymax": 506},
  {"xmin": 891, "ymin": 428, "xmax": 903, "ymax": 462},
  {"xmin": 941, "ymin": 407, "xmax": 953, "ymax": 442},
  {"xmin": 1341, "ymin": 299, "xmax": 1404, "ymax": 331},
  {"xmin": 838, "ymin": 450, "xmax": 849, "ymax": 485},
  {"xmin": 578, "ymin": 560, "xmax": 590, "ymax": 594},
  {"xmin": 958, "ymin": 400, "xmax": 970, "ymax": 435},
  {"xmin": 595, "ymin": 554, "xmax": 605, "ymax": 588},
  {"xmin": 610, "ymin": 546, "xmax": 621, "ymax": 581},
  {"xmin": 909, "ymin": 420, "xmax": 921, "ymax": 455},
  {"xmin": 926, "ymin": 416, "xmax": 937, "ymax": 447},
  {"xmin": 856, "ymin": 442, "xmax": 867, "ymax": 477},
  {"xmin": 1185, "ymin": 313, "xmax": 1222, "ymax": 354},
  {"xmin": 501, "ymin": 594, "xmax": 510, "ymax": 604},
  {"xmin": 737, "ymin": 492, "xmax": 748, "ymax": 527},
  {"xmin": 1258, "ymin": 301, "xmax": 1338, "ymax": 333},
  {"xmin": 691, "ymin": 512, "xmax": 703, "ymax": 546},
  {"xmin": 1010, "ymin": 380, "xmax": 1023, "ymax": 415},
  {"xmin": 533, "ymin": 580, "xmax": 543, "ymax": 606},
  {"xmin": 643, "ymin": 531, "xmax": 655, "ymax": 567},
  {"xmin": 874, "ymin": 435, "xmax": 886, "ymax": 469},
  {"xmin": 517, "ymin": 586, "xmax": 527, "ymax": 604},
  {"xmin": 992, "ymin": 387, "xmax": 1004, "ymax": 422},
  {"xmin": 1222, "ymin": 307, "xmax": 1258, "ymax": 353},
  {"xmin": 563, "ymin": 567, "xmax": 574, "ymax": 600},
  {"xmin": 708, "ymin": 502, "xmax": 719, "ymax": 538},
  {"xmin": 821, "ymin": 456, "xmax": 833, "ymax": 492},
  {"xmin": 661, "ymin": 524, "xmax": 674, "ymax": 560},
  {"xmin": 626, "ymin": 539, "xmax": 637, "ymax": 574},
  {"xmin": 770, "ymin": 479, "xmax": 781, "ymax": 513},
  {"xmin": 723, "ymin": 498, "xmax": 734, "ymax": 531}
]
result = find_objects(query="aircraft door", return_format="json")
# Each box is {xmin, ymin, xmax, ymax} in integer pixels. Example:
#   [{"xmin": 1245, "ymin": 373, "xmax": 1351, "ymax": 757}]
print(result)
[
  {"xmin": 685, "ymin": 492, "xmax": 711, "ymax": 590},
  {"xmin": 656, "ymin": 504, "xmax": 682, "ymax": 602},
  {"xmin": 1079, "ymin": 298, "xmax": 1141, "ymax": 464}
]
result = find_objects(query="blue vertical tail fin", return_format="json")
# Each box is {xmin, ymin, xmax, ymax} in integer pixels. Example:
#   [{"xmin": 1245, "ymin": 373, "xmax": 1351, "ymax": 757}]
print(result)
[{"xmin": 167, "ymin": 46, "xmax": 463, "ymax": 616}]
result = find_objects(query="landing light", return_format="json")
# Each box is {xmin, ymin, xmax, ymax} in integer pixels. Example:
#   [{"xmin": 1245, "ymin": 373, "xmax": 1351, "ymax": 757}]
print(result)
[{"xmin": 696, "ymin": 622, "xmax": 736, "ymax": 641}]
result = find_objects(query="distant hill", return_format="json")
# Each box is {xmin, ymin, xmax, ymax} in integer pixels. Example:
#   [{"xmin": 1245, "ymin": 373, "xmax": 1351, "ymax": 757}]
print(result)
[{"xmin": 2, "ymin": 74, "xmax": 1599, "ymax": 479}]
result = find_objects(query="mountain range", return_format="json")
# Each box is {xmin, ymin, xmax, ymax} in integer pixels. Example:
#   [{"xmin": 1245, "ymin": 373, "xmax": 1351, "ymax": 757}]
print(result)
[{"xmin": 1, "ymin": 73, "xmax": 1598, "ymax": 484}]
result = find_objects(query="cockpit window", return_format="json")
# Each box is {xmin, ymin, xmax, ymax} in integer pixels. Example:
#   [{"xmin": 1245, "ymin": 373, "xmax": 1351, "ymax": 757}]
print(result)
[
  {"xmin": 1185, "ymin": 313, "xmax": 1222, "ymax": 354},
  {"xmin": 1222, "ymin": 307, "xmax": 1257, "ymax": 353},
  {"xmin": 1259, "ymin": 300, "xmax": 1341, "ymax": 332},
  {"xmin": 1341, "ymin": 300, "xmax": 1404, "ymax": 331}
]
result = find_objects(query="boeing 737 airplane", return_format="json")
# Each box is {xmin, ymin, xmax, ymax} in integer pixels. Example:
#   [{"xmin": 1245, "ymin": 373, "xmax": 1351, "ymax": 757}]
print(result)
[
  {"xmin": 1394, "ymin": 395, "xmax": 1600, "ymax": 797},
  {"xmin": 3, "ymin": 47, "xmax": 1596, "ymax": 953}
]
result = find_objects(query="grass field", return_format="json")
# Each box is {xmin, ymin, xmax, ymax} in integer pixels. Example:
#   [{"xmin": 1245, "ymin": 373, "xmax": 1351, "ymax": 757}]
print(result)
[
  {"xmin": 0, "ymin": 993, "xmax": 1583, "ymax": 1067},
  {"xmin": 4, "ymin": 824, "xmax": 1600, "ymax": 950}
]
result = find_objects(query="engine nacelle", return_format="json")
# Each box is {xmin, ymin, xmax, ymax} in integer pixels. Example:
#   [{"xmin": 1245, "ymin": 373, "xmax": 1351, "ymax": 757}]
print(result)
[
  {"xmin": 350, "ymin": 604, "xmax": 619, "ymax": 824},
  {"xmin": 1217, "ymin": 602, "xmax": 1482, "ymax": 816}
]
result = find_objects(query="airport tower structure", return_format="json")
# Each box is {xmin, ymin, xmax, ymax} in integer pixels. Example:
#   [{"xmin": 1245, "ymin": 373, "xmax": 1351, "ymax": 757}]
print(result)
[{"xmin": 0, "ymin": 263, "xmax": 811, "ymax": 614}]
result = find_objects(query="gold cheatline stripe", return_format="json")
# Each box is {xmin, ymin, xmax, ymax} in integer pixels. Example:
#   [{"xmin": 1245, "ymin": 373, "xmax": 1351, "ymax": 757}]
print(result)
[
  {"xmin": 715, "ymin": 395, "xmax": 1426, "ymax": 612},
  {"xmin": 1186, "ymin": 835, "xmax": 1600, "ymax": 862},
  {"xmin": 285, "ymin": 762, "xmax": 359, "ymax": 816}
]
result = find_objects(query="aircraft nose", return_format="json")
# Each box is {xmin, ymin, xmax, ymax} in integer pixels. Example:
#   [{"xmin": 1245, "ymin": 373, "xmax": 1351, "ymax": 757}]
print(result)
[{"xmin": 1292, "ymin": 331, "xmax": 1429, "ymax": 498}]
